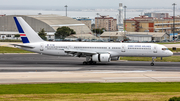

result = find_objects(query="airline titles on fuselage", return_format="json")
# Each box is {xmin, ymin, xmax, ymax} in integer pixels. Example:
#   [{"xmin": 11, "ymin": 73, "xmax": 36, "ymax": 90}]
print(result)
[
  {"xmin": 45, "ymin": 44, "xmax": 153, "ymax": 50},
  {"xmin": 45, "ymin": 44, "xmax": 67, "ymax": 50}
]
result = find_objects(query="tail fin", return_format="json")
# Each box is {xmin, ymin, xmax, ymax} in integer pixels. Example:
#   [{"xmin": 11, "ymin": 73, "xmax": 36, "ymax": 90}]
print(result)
[{"xmin": 14, "ymin": 17, "xmax": 44, "ymax": 43}]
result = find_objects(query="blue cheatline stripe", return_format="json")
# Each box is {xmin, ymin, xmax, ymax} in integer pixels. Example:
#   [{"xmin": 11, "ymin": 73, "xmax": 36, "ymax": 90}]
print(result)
[
  {"xmin": 14, "ymin": 17, "xmax": 24, "ymax": 33},
  {"xmin": 21, "ymin": 37, "xmax": 30, "ymax": 43}
]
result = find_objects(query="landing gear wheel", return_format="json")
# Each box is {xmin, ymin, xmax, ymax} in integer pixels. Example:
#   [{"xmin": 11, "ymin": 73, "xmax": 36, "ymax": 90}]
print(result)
[
  {"xmin": 150, "ymin": 63, "xmax": 154, "ymax": 66},
  {"xmin": 83, "ymin": 61, "xmax": 88, "ymax": 65},
  {"xmin": 89, "ymin": 61, "xmax": 97, "ymax": 65},
  {"xmin": 150, "ymin": 57, "xmax": 156, "ymax": 66},
  {"xmin": 83, "ymin": 61, "xmax": 96, "ymax": 65},
  {"xmin": 93, "ymin": 62, "xmax": 96, "ymax": 65},
  {"xmin": 89, "ymin": 61, "xmax": 93, "ymax": 65}
]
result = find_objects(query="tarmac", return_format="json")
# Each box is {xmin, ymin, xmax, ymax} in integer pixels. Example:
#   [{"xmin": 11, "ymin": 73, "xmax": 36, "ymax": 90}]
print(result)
[
  {"xmin": 0, "ymin": 54, "xmax": 180, "ymax": 84},
  {"xmin": 0, "ymin": 42, "xmax": 180, "ymax": 84}
]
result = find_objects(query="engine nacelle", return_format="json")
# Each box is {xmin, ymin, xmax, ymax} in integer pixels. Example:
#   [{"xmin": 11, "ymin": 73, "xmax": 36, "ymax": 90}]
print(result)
[{"xmin": 92, "ymin": 54, "xmax": 111, "ymax": 62}]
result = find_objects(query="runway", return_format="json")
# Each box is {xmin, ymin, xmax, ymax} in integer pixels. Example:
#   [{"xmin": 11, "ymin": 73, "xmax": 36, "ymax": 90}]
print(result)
[
  {"xmin": 0, "ymin": 54, "xmax": 180, "ymax": 84},
  {"xmin": 173, "ymin": 52, "xmax": 180, "ymax": 55}
]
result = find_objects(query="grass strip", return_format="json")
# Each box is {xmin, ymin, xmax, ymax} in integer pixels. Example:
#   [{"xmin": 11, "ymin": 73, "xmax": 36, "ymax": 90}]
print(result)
[
  {"xmin": 0, "ymin": 82, "xmax": 180, "ymax": 94},
  {"xmin": 120, "ymin": 56, "xmax": 180, "ymax": 62},
  {"xmin": 0, "ymin": 92, "xmax": 180, "ymax": 101},
  {"xmin": 0, "ymin": 46, "xmax": 33, "ymax": 53}
]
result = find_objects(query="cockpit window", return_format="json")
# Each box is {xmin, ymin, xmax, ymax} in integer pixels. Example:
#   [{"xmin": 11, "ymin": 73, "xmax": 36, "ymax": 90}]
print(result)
[{"xmin": 162, "ymin": 48, "xmax": 169, "ymax": 50}]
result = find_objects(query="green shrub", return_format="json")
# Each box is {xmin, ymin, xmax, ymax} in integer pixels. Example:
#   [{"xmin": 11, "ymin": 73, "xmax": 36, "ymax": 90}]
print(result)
[{"xmin": 169, "ymin": 97, "xmax": 180, "ymax": 101}]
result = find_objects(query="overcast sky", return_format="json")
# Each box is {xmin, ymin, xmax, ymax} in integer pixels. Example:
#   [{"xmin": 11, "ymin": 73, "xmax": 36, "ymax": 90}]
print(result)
[{"xmin": 0, "ymin": 0, "xmax": 180, "ymax": 10}]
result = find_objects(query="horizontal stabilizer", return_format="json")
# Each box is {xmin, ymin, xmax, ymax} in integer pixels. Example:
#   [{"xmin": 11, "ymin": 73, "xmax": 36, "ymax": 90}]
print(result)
[{"xmin": 10, "ymin": 44, "xmax": 35, "ymax": 49}]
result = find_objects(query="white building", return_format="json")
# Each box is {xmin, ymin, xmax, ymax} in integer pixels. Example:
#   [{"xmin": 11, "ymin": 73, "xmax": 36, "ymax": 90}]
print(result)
[
  {"xmin": 126, "ymin": 34, "xmax": 152, "ymax": 42},
  {"xmin": 100, "ymin": 31, "xmax": 169, "ymax": 42},
  {"xmin": 0, "ymin": 32, "xmax": 20, "ymax": 40}
]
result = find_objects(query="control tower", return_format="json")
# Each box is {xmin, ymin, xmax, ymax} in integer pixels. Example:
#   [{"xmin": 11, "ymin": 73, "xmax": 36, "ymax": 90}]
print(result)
[{"xmin": 117, "ymin": 3, "xmax": 124, "ymax": 31}]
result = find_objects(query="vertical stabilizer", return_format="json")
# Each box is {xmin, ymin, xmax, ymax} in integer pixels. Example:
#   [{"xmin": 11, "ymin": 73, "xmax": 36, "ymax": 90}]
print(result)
[{"xmin": 14, "ymin": 17, "xmax": 44, "ymax": 43}]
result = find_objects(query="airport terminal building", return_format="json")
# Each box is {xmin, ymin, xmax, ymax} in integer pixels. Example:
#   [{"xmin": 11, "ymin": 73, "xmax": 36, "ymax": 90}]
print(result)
[{"xmin": 0, "ymin": 14, "xmax": 93, "ymax": 40}]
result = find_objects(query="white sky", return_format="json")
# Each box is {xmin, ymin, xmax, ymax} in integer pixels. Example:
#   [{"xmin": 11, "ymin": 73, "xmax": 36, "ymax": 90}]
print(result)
[{"xmin": 0, "ymin": 0, "xmax": 180, "ymax": 9}]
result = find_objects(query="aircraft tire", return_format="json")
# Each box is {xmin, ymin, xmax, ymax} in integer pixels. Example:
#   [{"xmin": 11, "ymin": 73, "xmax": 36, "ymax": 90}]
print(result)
[
  {"xmin": 83, "ymin": 61, "xmax": 88, "ymax": 65},
  {"xmin": 150, "ymin": 63, "xmax": 154, "ymax": 66}
]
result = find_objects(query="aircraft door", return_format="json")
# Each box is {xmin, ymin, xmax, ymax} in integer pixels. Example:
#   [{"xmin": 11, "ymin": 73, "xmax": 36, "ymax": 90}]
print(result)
[
  {"xmin": 121, "ymin": 44, "xmax": 125, "ymax": 52},
  {"xmin": 68, "ymin": 45, "xmax": 72, "ymax": 49},
  {"xmin": 40, "ymin": 43, "xmax": 44, "ymax": 51},
  {"xmin": 153, "ymin": 45, "xmax": 157, "ymax": 53}
]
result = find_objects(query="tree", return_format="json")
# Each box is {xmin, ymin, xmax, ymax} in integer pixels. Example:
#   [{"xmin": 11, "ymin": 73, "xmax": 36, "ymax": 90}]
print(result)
[
  {"xmin": 101, "ymin": 28, "xmax": 106, "ymax": 32},
  {"xmin": 14, "ymin": 34, "xmax": 20, "ymax": 40},
  {"xmin": 92, "ymin": 28, "xmax": 104, "ymax": 34},
  {"xmin": 55, "ymin": 26, "xmax": 76, "ymax": 39},
  {"xmin": 38, "ymin": 28, "xmax": 47, "ymax": 41}
]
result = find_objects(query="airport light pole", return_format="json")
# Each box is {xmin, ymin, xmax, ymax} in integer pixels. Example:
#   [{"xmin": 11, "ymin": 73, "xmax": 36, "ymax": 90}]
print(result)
[
  {"xmin": 124, "ymin": 6, "xmax": 127, "ymax": 31},
  {"xmin": 96, "ymin": 13, "xmax": 99, "ymax": 28},
  {"xmin": 65, "ymin": 5, "xmax": 68, "ymax": 16},
  {"xmin": 2, "ymin": 26, "xmax": 4, "ymax": 40},
  {"xmin": 172, "ymin": 3, "xmax": 176, "ymax": 41},
  {"xmin": 96, "ymin": 13, "xmax": 99, "ymax": 37}
]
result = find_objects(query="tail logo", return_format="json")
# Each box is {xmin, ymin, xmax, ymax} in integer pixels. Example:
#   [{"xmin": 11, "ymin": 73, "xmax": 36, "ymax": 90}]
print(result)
[
  {"xmin": 20, "ymin": 34, "xmax": 30, "ymax": 43},
  {"xmin": 14, "ymin": 17, "xmax": 30, "ymax": 43}
]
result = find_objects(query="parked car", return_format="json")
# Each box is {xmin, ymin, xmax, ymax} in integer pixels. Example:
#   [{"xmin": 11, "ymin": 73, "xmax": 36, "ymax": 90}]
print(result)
[{"xmin": 48, "ymin": 39, "xmax": 54, "ymax": 41}]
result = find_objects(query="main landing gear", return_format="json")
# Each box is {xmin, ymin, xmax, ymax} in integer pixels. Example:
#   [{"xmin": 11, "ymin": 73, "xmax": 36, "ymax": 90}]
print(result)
[
  {"xmin": 83, "ymin": 56, "xmax": 97, "ymax": 65},
  {"xmin": 83, "ymin": 61, "xmax": 96, "ymax": 65},
  {"xmin": 150, "ymin": 57, "xmax": 156, "ymax": 66}
]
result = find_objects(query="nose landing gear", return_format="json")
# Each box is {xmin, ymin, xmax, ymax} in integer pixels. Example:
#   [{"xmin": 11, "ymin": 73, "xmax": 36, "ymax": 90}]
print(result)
[
  {"xmin": 150, "ymin": 57, "xmax": 156, "ymax": 66},
  {"xmin": 150, "ymin": 62, "xmax": 154, "ymax": 66}
]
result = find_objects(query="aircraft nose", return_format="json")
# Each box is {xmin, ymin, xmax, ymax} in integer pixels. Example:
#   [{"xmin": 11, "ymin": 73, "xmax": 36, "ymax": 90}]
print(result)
[{"xmin": 169, "ymin": 51, "xmax": 173, "ymax": 56}]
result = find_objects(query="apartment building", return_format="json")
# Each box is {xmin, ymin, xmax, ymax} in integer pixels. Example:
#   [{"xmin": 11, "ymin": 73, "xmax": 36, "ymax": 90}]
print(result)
[
  {"xmin": 125, "ymin": 15, "xmax": 180, "ymax": 33},
  {"xmin": 95, "ymin": 15, "xmax": 117, "ymax": 31}
]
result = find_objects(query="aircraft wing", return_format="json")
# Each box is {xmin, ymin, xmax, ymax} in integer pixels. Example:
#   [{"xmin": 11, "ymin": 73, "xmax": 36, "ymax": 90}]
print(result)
[
  {"xmin": 63, "ymin": 49, "xmax": 110, "ymax": 57},
  {"xmin": 10, "ymin": 44, "xmax": 35, "ymax": 49},
  {"xmin": 64, "ymin": 49, "xmax": 97, "ymax": 55}
]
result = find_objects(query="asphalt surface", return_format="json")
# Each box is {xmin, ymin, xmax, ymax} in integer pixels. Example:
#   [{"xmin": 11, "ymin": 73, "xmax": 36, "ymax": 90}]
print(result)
[
  {"xmin": 0, "ymin": 54, "xmax": 180, "ymax": 83},
  {"xmin": 173, "ymin": 52, "xmax": 180, "ymax": 55},
  {"xmin": 0, "ymin": 54, "xmax": 180, "ymax": 72}
]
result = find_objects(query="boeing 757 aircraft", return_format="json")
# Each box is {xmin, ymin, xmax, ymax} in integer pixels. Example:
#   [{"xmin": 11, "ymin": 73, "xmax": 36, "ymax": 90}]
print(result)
[{"xmin": 12, "ymin": 17, "xmax": 173, "ymax": 66}]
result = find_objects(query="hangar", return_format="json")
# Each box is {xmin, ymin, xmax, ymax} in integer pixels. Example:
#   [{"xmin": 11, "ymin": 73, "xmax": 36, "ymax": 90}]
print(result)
[{"xmin": 0, "ymin": 14, "xmax": 93, "ymax": 40}]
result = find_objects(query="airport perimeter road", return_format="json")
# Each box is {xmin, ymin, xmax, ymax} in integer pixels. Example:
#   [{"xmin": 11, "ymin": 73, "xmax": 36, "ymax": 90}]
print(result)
[
  {"xmin": 163, "ymin": 44, "xmax": 180, "ymax": 48},
  {"xmin": 0, "ymin": 54, "xmax": 180, "ymax": 72},
  {"xmin": 173, "ymin": 52, "xmax": 180, "ymax": 55}
]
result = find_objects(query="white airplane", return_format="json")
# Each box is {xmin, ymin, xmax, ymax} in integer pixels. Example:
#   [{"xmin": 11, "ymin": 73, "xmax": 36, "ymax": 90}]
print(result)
[{"xmin": 12, "ymin": 17, "xmax": 173, "ymax": 66}]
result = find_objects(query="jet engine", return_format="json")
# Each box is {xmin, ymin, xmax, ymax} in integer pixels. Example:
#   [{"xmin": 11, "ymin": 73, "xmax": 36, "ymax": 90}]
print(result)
[{"xmin": 92, "ymin": 53, "xmax": 111, "ymax": 62}]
